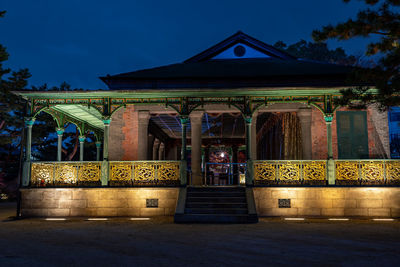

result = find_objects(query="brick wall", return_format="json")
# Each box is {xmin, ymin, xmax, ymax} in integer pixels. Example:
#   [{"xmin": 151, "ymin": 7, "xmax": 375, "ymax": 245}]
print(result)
[
  {"xmin": 254, "ymin": 187, "xmax": 400, "ymax": 217},
  {"xmin": 20, "ymin": 188, "xmax": 179, "ymax": 217},
  {"xmin": 109, "ymin": 106, "xmax": 139, "ymax": 161},
  {"xmin": 311, "ymin": 106, "xmax": 390, "ymax": 160}
]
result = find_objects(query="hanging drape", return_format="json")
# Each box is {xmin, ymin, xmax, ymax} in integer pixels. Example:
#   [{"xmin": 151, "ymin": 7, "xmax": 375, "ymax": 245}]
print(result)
[{"xmin": 257, "ymin": 112, "xmax": 302, "ymax": 160}]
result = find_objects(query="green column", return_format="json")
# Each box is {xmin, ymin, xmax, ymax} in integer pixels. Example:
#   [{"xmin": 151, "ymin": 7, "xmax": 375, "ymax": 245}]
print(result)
[
  {"xmin": 180, "ymin": 116, "xmax": 189, "ymax": 160},
  {"xmin": 22, "ymin": 118, "xmax": 35, "ymax": 187},
  {"xmin": 325, "ymin": 114, "xmax": 335, "ymax": 185},
  {"xmin": 95, "ymin": 141, "xmax": 102, "ymax": 161},
  {"xmin": 25, "ymin": 118, "xmax": 35, "ymax": 161},
  {"xmin": 101, "ymin": 119, "xmax": 111, "ymax": 186},
  {"xmin": 180, "ymin": 116, "xmax": 189, "ymax": 186},
  {"xmin": 245, "ymin": 116, "xmax": 252, "ymax": 161},
  {"xmin": 56, "ymin": 128, "xmax": 64, "ymax": 161},
  {"xmin": 103, "ymin": 119, "xmax": 111, "ymax": 161},
  {"xmin": 79, "ymin": 136, "xmax": 85, "ymax": 161},
  {"xmin": 244, "ymin": 116, "xmax": 253, "ymax": 186}
]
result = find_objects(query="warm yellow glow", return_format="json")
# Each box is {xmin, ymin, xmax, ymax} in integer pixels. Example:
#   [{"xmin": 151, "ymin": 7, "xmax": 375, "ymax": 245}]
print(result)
[
  {"xmin": 284, "ymin": 218, "xmax": 305, "ymax": 221},
  {"xmin": 130, "ymin": 218, "xmax": 151, "ymax": 221},
  {"xmin": 372, "ymin": 218, "xmax": 395, "ymax": 221},
  {"xmin": 45, "ymin": 218, "xmax": 67, "ymax": 221},
  {"xmin": 328, "ymin": 218, "xmax": 349, "ymax": 221},
  {"xmin": 87, "ymin": 218, "xmax": 108, "ymax": 221}
]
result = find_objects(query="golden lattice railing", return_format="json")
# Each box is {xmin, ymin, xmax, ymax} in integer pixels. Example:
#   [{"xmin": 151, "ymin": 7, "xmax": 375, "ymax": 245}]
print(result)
[
  {"xmin": 335, "ymin": 160, "xmax": 400, "ymax": 185},
  {"xmin": 109, "ymin": 161, "xmax": 180, "ymax": 186},
  {"xmin": 253, "ymin": 160, "xmax": 400, "ymax": 185},
  {"xmin": 30, "ymin": 161, "xmax": 181, "ymax": 187},
  {"xmin": 253, "ymin": 160, "xmax": 327, "ymax": 185},
  {"xmin": 31, "ymin": 162, "xmax": 102, "ymax": 187}
]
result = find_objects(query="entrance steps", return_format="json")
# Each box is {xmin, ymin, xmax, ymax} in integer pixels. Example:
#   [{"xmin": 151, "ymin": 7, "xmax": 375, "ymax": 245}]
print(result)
[{"xmin": 174, "ymin": 186, "xmax": 258, "ymax": 223}]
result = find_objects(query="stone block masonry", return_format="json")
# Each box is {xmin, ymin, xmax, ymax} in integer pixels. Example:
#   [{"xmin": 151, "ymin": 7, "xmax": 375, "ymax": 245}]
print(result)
[
  {"xmin": 254, "ymin": 187, "xmax": 400, "ymax": 218},
  {"xmin": 21, "ymin": 188, "xmax": 179, "ymax": 217}
]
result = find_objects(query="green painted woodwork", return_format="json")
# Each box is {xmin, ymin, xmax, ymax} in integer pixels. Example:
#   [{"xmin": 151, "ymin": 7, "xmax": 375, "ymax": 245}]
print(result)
[
  {"xmin": 24, "ymin": 118, "xmax": 34, "ymax": 162},
  {"xmin": 56, "ymin": 128, "xmax": 64, "ymax": 162},
  {"xmin": 13, "ymin": 87, "xmax": 378, "ymax": 99},
  {"xmin": 51, "ymin": 105, "xmax": 103, "ymax": 130},
  {"xmin": 337, "ymin": 111, "xmax": 369, "ymax": 159},
  {"xmin": 103, "ymin": 121, "xmax": 110, "ymax": 161},
  {"xmin": 180, "ymin": 117, "xmax": 189, "ymax": 160}
]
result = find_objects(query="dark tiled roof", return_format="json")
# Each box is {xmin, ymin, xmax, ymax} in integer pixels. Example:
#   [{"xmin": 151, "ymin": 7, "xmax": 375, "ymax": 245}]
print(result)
[{"xmin": 100, "ymin": 58, "xmax": 355, "ymax": 89}]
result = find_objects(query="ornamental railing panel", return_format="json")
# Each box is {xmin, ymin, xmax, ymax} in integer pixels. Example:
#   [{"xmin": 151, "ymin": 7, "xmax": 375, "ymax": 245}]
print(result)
[
  {"xmin": 31, "ymin": 162, "xmax": 101, "ymax": 187},
  {"xmin": 335, "ymin": 160, "xmax": 400, "ymax": 185},
  {"xmin": 109, "ymin": 161, "xmax": 133, "ymax": 186},
  {"xmin": 31, "ymin": 161, "xmax": 181, "ymax": 187},
  {"xmin": 132, "ymin": 161, "xmax": 180, "ymax": 186},
  {"xmin": 253, "ymin": 160, "xmax": 327, "ymax": 185}
]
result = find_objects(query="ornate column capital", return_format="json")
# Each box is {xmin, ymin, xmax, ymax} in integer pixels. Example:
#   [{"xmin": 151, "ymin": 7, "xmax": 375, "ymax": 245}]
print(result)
[
  {"xmin": 56, "ymin": 128, "xmax": 65, "ymax": 135},
  {"xmin": 324, "ymin": 114, "xmax": 333, "ymax": 124},
  {"xmin": 102, "ymin": 118, "xmax": 111, "ymax": 125},
  {"xmin": 24, "ymin": 117, "xmax": 35, "ymax": 127},
  {"xmin": 78, "ymin": 136, "xmax": 86, "ymax": 142}
]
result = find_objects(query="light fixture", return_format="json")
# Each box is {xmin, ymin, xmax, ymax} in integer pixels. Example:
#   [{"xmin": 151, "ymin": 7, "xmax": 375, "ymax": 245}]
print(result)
[
  {"xmin": 372, "ymin": 218, "xmax": 394, "ymax": 221},
  {"xmin": 87, "ymin": 218, "xmax": 108, "ymax": 221},
  {"xmin": 221, "ymin": 152, "xmax": 225, "ymax": 157},
  {"xmin": 130, "ymin": 218, "xmax": 151, "ymax": 221},
  {"xmin": 284, "ymin": 218, "xmax": 305, "ymax": 221},
  {"xmin": 328, "ymin": 218, "xmax": 349, "ymax": 221},
  {"xmin": 45, "ymin": 218, "xmax": 66, "ymax": 221}
]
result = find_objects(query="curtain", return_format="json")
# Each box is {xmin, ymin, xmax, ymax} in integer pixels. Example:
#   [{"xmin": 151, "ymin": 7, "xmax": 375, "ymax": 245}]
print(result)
[{"xmin": 257, "ymin": 112, "xmax": 302, "ymax": 160}]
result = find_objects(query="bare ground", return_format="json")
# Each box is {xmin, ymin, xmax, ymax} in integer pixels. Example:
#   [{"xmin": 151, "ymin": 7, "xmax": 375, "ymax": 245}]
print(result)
[{"xmin": 0, "ymin": 202, "xmax": 399, "ymax": 267}]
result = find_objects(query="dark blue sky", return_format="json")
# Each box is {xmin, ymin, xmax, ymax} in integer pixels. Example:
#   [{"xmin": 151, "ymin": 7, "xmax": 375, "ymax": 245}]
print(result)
[{"xmin": 2, "ymin": 0, "xmax": 370, "ymax": 89}]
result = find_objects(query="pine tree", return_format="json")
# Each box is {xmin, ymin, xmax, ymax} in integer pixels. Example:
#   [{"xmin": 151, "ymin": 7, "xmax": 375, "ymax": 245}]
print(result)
[
  {"xmin": 312, "ymin": 0, "xmax": 400, "ymax": 108},
  {"xmin": 0, "ymin": 11, "xmax": 31, "ymax": 194},
  {"xmin": 273, "ymin": 40, "xmax": 357, "ymax": 65}
]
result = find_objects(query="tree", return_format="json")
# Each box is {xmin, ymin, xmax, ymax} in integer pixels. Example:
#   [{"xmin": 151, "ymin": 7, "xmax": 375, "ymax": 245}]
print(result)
[
  {"xmin": 312, "ymin": 0, "xmax": 400, "ymax": 108},
  {"xmin": 0, "ymin": 11, "xmax": 31, "ymax": 195},
  {"xmin": 273, "ymin": 40, "xmax": 357, "ymax": 66}
]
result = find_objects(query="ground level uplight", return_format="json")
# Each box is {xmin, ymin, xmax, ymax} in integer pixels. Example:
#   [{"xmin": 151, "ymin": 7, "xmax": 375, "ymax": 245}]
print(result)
[
  {"xmin": 372, "ymin": 218, "xmax": 395, "ymax": 222},
  {"xmin": 284, "ymin": 218, "xmax": 305, "ymax": 221}
]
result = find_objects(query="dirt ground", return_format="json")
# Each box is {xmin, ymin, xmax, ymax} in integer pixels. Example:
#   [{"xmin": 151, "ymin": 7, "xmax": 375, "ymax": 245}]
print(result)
[{"xmin": 0, "ymin": 202, "xmax": 399, "ymax": 266}]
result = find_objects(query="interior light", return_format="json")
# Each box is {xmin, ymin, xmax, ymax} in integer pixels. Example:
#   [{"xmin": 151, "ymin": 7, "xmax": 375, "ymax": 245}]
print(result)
[
  {"xmin": 372, "ymin": 218, "xmax": 394, "ymax": 221},
  {"xmin": 221, "ymin": 152, "xmax": 225, "ymax": 157},
  {"xmin": 328, "ymin": 218, "xmax": 349, "ymax": 221},
  {"xmin": 130, "ymin": 218, "xmax": 151, "ymax": 221}
]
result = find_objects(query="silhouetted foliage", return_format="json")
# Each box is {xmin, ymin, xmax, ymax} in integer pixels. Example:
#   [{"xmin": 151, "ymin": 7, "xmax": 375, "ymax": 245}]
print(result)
[
  {"xmin": 273, "ymin": 40, "xmax": 357, "ymax": 66},
  {"xmin": 312, "ymin": 0, "xmax": 400, "ymax": 108}
]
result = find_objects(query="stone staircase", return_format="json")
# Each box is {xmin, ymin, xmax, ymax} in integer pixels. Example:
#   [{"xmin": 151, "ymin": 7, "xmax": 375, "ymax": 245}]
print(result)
[{"xmin": 174, "ymin": 186, "xmax": 258, "ymax": 223}]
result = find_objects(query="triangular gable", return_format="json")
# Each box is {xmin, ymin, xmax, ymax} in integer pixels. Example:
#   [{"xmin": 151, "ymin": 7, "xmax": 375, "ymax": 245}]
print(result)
[
  {"xmin": 212, "ymin": 43, "xmax": 271, "ymax": 59},
  {"xmin": 184, "ymin": 31, "xmax": 296, "ymax": 63}
]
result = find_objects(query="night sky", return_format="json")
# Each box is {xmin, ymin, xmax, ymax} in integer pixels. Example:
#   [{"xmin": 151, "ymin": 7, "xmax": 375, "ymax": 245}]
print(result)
[{"xmin": 2, "ymin": 0, "xmax": 370, "ymax": 89}]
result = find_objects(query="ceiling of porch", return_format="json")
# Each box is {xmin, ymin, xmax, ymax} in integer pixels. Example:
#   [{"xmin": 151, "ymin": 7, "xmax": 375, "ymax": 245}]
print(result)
[{"xmin": 50, "ymin": 105, "xmax": 104, "ymax": 130}]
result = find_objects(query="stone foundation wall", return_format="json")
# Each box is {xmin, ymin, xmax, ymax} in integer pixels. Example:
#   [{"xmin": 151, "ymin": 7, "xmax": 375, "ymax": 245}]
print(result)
[
  {"xmin": 254, "ymin": 187, "xmax": 400, "ymax": 218},
  {"xmin": 21, "ymin": 188, "xmax": 179, "ymax": 217}
]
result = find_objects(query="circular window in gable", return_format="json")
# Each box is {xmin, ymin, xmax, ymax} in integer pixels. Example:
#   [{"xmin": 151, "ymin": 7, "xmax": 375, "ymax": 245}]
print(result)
[{"xmin": 234, "ymin": 45, "xmax": 246, "ymax": 57}]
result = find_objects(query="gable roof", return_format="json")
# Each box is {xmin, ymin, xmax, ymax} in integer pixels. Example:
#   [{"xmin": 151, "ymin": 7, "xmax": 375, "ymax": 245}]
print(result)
[
  {"xmin": 184, "ymin": 31, "xmax": 296, "ymax": 62},
  {"xmin": 100, "ymin": 31, "xmax": 358, "ymax": 90}
]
